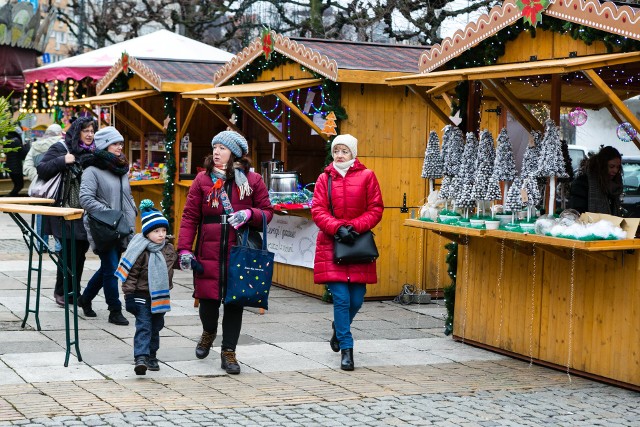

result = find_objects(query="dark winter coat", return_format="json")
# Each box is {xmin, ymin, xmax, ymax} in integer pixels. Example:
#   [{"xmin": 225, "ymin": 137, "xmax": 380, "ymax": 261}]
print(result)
[
  {"xmin": 4, "ymin": 132, "xmax": 26, "ymax": 174},
  {"xmin": 311, "ymin": 159, "xmax": 384, "ymax": 285},
  {"xmin": 569, "ymin": 171, "xmax": 622, "ymax": 215},
  {"xmin": 177, "ymin": 170, "xmax": 274, "ymax": 301},
  {"xmin": 35, "ymin": 139, "xmax": 88, "ymax": 240},
  {"xmin": 121, "ymin": 242, "xmax": 178, "ymax": 297},
  {"xmin": 79, "ymin": 162, "xmax": 137, "ymax": 252}
]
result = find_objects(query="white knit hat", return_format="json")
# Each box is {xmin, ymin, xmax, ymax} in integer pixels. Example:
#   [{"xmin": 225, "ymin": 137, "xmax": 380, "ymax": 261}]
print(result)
[
  {"xmin": 331, "ymin": 134, "xmax": 357, "ymax": 159},
  {"xmin": 94, "ymin": 126, "xmax": 124, "ymax": 151}
]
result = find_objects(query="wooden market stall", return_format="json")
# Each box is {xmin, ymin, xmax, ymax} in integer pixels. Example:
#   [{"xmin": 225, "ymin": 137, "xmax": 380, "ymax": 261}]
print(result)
[
  {"xmin": 391, "ymin": 0, "xmax": 640, "ymax": 389},
  {"xmin": 69, "ymin": 55, "xmax": 232, "ymax": 231},
  {"xmin": 182, "ymin": 33, "xmax": 454, "ymax": 299}
]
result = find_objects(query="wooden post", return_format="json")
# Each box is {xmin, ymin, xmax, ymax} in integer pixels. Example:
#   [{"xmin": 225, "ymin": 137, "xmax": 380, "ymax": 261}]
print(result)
[{"xmin": 550, "ymin": 74, "xmax": 561, "ymax": 125}]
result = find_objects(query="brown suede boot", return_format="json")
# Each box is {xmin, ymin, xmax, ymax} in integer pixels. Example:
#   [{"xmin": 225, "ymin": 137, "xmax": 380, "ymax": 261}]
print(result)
[
  {"xmin": 221, "ymin": 349, "xmax": 241, "ymax": 374},
  {"xmin": 195, "ymin": 331, "xmax": 216, "ymax": 359}
]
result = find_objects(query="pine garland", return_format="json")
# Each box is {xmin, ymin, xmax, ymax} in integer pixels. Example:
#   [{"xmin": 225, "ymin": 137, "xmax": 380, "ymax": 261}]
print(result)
[
  {"xmin": 162, "ymin": 94, "xmax": 177, "ymax": 231},
  {"xmin": 443, "ymin": 241, "xmax": 458, "ymax": 336}
]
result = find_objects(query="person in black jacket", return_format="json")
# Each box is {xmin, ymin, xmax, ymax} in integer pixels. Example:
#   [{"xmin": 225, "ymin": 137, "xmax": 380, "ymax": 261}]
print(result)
[
  {"xmin": 4, "ymin": 128, "xmax": 27, "ymax": 196},
  {"xmin": 36, "ymin": 117, "xmax": 97, "ymax": 307},
  {"xmin": 568, "ymin": 146, "xmax": 623, "ymax": 215}
]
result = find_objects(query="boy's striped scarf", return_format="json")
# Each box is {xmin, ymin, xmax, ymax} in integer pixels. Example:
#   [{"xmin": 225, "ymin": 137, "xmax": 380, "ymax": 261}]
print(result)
[{"xmin": 115, "ymin": 233, "xmax": 170, "ymax": 313}]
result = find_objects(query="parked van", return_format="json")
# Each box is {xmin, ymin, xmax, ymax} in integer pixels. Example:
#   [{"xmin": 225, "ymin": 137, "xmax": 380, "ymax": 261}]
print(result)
[{"xmin": 567, "ymin": 145, "xmax": 590, "ymax": 174}]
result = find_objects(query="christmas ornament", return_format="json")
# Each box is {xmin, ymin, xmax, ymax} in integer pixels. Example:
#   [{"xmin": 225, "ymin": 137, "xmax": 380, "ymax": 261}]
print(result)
[
  {"xmin": 617, "ymin": 122, "xmax": 637, "ymax": 142},
  {"xmin": 261, "ymin": 28, "xmax": 274, "ymax": 60},
  {"xmin": 516, "ymin": 0, "xmax": 550, "ymax": 27},
  {"xmin": 122, "ymin": 52, "xmax": 129, "ymax": 73},
  {"xmin": 568, "ymin": 107, "xmax": 588, "ymax": 126},
  {"xmin": 321, "ymin": 111, "xmax": 337, "ymax": 136}
]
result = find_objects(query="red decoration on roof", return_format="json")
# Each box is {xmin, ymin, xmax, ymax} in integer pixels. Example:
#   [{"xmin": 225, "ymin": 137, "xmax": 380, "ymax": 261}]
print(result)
[{"xmin": 516, "ymin": 0, "xmax": 550, "ymax": 27}]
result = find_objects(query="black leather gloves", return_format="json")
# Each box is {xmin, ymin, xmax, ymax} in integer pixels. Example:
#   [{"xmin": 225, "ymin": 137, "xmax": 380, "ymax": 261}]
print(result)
[{"xmin": 335, "ymin": 225, "xmax": 359, "ymax": 244}]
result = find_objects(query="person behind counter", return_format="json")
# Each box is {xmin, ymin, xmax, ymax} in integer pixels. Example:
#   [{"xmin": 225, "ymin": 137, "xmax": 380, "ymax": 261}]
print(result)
[
  {"xmin": 178, "ymin": 130, "xmax": 273, "ymax": 375},
  {"xmin": 311, "ymin": 134, "xmax": 384, "ymax": 371},
  {"xmin": 36, "ymin": 117, "xmax": 96, "ymax": 307},
  {"xmin": 568, "ymin": 145, "xmax": 623, "ymax": 215},
  {"xmin": 78, "ymin": 126, "xmax": 137, "ymax": 326}
]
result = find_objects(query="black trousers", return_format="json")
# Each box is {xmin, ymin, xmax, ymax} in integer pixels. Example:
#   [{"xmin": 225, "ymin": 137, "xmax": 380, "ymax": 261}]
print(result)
[
  {"xmin": 8, "ymin": 172, "xmax": 24, "ymax": 196},
  {"xmin": 199, "ymin": 298, "xmax": 243, "ymax": 351},
  {"xmin": 54, "ymin": 238, "xmax": 90, "ymax": 297}
]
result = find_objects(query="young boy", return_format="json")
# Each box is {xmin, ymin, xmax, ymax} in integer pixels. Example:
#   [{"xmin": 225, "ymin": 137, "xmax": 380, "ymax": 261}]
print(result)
[{"xmin": 116, "ymin": 199, "xmax": 178, "ymax": 375}]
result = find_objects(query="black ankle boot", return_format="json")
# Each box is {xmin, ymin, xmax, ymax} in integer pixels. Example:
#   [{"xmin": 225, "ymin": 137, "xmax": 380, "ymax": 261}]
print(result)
[
  {"xmin": 195, "ymin": 331, "xmax": 216, "ymax": 359},
  {"xmin": 78, "ymin": 295, "xmax": 96, "ymax": 317},
  {"xmin": 330, "ymin": 321, "xmax": 340, "ymax": 352},
  {"xmin": 108, "ymin": 310, "xmax": 129, "ymax": 326},
  {"xmin": 134, "ymin": 356, "xmax": 148, "ymax": 375},
  {"xmin": 341, "ymin": 348, "xmax": 354, "ymax": 371},
  {"xmin": 221, "ymin": 349, "xmax": 241, "ymax": 374}
]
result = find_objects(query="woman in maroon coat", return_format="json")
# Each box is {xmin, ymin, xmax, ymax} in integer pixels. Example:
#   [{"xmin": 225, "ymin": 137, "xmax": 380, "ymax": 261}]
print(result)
[
  {"xmin": 311, "ymin": 134, "xmax": 383, "ymax": 371},
  {"xmin": 178, "ymin": 131, "xmax": 273, "ymax": 374}
]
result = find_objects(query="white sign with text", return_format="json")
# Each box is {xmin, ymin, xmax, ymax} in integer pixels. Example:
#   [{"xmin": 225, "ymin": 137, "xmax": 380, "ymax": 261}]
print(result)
[{"xmin": 266, "ymin": 214, "xmax": 318, "ymax": 269}]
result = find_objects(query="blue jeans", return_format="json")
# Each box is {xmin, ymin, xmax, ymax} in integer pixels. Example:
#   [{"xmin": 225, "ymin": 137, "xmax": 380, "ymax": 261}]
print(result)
[
  {"xmin": 35, "ymin": 214, "xmax": 61, "ymax": 252},
  {"xmin": 83, "ymin": 247, "xmax": 122, "ymax": 311},
  {"xmin": 127, "ymin": 296, "xmax": 165, "ymax": 358},
  {"xmin": 327, "ymin": 282, "xmax": 366, "ymax": 350}
]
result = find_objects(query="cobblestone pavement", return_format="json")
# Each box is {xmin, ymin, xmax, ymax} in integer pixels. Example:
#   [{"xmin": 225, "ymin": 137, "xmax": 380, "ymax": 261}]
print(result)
[{"xmin": 0, "ymin": 213, "xmax": 639, "ymax": 426}]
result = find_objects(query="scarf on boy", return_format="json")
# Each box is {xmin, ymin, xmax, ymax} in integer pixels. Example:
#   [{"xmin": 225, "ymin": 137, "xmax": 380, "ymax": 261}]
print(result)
[{"xmin": 115, "ymin": 233, "xmax": 170, "ymax": 313}]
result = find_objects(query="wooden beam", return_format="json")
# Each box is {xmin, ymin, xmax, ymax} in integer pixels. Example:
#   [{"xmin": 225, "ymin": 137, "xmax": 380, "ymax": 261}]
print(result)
[
  {"xmin": 125, "ymin": 99, "xmax": 165, "ymax": 132},
  {"xmin": 440, "ymin": 93, "xmax": 453, "ymax": 111},
  {"xmin": 550, "ymin": 74, "xmax": 561, "ymax": 125},
  {"xmin": 584, "ymin": 69, "xmax": 640, "ymax": 151},
  {"xmin": 606, "ymin": 105, "xmax": 640, "ymax": 147},
  {"xmin": 502, "ymin": 239, "xmax": 533, "ymax": 256},
  {"xmin": 407, "ymin": 85, "xmax": 456, "ymax": 127},
  {"xmin": 114, "ymin": 110, "xmax": 144, "ymax": 140},
  {"xmin": 179, "ymin": 100, "xmax": 199, "ymax": 141},
  {"xmin": 198, "ymin": 101, "xmax": 241, "ymax": 133},
  {"xmin": 275, "ymin": 92, "xmax": 329, "ymax": 141},
  {"xmin": 581, "ymin": 250, "xmax": 618, "ymax": 264},
  {"xmin": 484, "ymin": 79, "xmax": 544, "ymax": 132},
  {"xmin": 426, "ymin": 81, "xmax": 458, "ymax": 97},
  {"xmin": 234, "ymin": 97, "xmax": 286, "ymax": 144}
]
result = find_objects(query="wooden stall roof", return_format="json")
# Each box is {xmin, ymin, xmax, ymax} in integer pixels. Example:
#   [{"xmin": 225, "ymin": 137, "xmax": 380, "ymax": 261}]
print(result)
[
  {"xmin": 97, "ymin": 55, "xmax": 228, "ymax": 95},
  {"xmin": 387, "ymin": 51, "xmax": 640, "ymax": 106},
  {"xmin": 417, "ymin": 0, "xmax": 640, "ymax": 74},
  {"xmin": 67, "ymin": 90, "xmax": 157, "ymax": 106},
  {"xmin": 213, "ymin": 31, "xmax": 427, "ymax": 86},
  {"xmin": 182, "ymin": 78, "xmax": 322, "ymax": 99}
]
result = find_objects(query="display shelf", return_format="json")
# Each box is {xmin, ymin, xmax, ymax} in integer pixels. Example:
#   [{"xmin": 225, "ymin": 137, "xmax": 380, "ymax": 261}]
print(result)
[
  {"xmin": 404, "ymin": 219, "xmax": 640, "ymax": 252},
  {"xmin": 129, "ymin": 179, "xmax": 164, "ymax": 186}
]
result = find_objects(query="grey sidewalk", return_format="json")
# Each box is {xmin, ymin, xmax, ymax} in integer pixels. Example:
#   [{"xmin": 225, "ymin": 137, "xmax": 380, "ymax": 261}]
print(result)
[{"xmin": 0, "ymin": 210, "xmax": 638, "ymax": 425}]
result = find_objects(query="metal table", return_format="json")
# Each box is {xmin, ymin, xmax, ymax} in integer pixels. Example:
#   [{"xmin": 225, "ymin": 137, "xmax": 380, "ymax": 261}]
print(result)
[{"xmin": 0, "ymin": 200, "xmax": 84, "ymax": 366}]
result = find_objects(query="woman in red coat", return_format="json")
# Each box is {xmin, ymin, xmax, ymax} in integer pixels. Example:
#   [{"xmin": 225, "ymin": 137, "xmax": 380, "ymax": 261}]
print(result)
[
  {"xmin": 311, "ymin": 134, "xmax": 384, "ymax": 371},
  {"xmin": 178, "ymin": 131, "xmax": 273, "ymax": 374}
]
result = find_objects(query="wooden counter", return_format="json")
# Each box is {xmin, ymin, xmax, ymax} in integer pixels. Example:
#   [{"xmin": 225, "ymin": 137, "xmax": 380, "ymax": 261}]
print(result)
[{"xmin": 404, "ymin": 218, "xmax": 640, "ymax": 390}]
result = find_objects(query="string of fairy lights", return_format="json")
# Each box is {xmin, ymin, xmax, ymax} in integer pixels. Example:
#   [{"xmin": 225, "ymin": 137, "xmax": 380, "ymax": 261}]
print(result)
[
  {"xmin": 19, "ymin": 78, "xmax": 89, "ymax": 114},
  {"xmin": 252, "ymin": 86, "xmax": 327, "ymax": 142}
]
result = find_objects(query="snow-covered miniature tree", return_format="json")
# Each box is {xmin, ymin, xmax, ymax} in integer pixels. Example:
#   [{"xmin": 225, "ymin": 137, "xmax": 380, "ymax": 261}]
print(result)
[
  {"xmin": 522, "ymin": 131, "xmax": 542, "ymax": 178},
  {"xmin": 485, "ymin": 177, "xmax": 503, "ymax": 217},
  {"xmin": 421, "ymin": 130, "xmax": 444, "ymax": 192},
  {"xmin": 453, "ymin": 132, "xmax": 478, "ymax": 218},
  {"xmin": 537, "ymin": 120, "xmax": 568, "ymax": 215},
  {"xmin": 439, "ymin": 125, "xmax": 464, "ymax": 209},
  {"xmin": 505, "ymin": 176, "xmax": 524, "ymax": 223},
  {"xmin": 521, "ymin": 175, "xmax": 541, "ymax": 221},
  {"xmin": 471, "ymin": 130, "xmax": 495, "ymax": 217},
  {"xmin": 492, "ymin": 128, "xmax": 517, "ymax": 204}
]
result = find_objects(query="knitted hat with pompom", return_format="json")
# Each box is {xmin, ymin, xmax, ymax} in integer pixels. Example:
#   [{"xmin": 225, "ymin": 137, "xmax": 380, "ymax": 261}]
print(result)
[{"xmin": 140, "ymin": 199, "xmax": 169, "ymax": 236}]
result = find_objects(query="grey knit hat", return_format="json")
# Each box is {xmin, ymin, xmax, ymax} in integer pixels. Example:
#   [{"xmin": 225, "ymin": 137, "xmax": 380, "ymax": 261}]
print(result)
[
  {"xmin": 94, "ymin": 126, "xmax": 124, "ymax": 151},
  {"xmin": 211, "ymin": 130, "xmax": 248, "ymax": 158}
]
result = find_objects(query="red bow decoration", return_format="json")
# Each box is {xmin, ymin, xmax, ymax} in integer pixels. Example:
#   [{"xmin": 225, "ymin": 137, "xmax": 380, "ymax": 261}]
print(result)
[
  {"xmin": 122, "ymin": 52, "xmax": 129, "ymax": 73},
  {"xmin": 261, "ymin": 28, "xmax": 274, "ymax": 60},
  {"xmin": 516, "ymin": 0, "xmax": 550, "ymax": 27}
]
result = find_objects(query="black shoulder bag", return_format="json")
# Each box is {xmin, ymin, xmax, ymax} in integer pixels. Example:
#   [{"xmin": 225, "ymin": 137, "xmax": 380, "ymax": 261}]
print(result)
[
  {"xmin": 87, "ymin": 178, "xmax": 132, "ymax": 252},
  {"xmin": 328, "ymin": 174, "xmax": 379, "ymax": 264}
]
